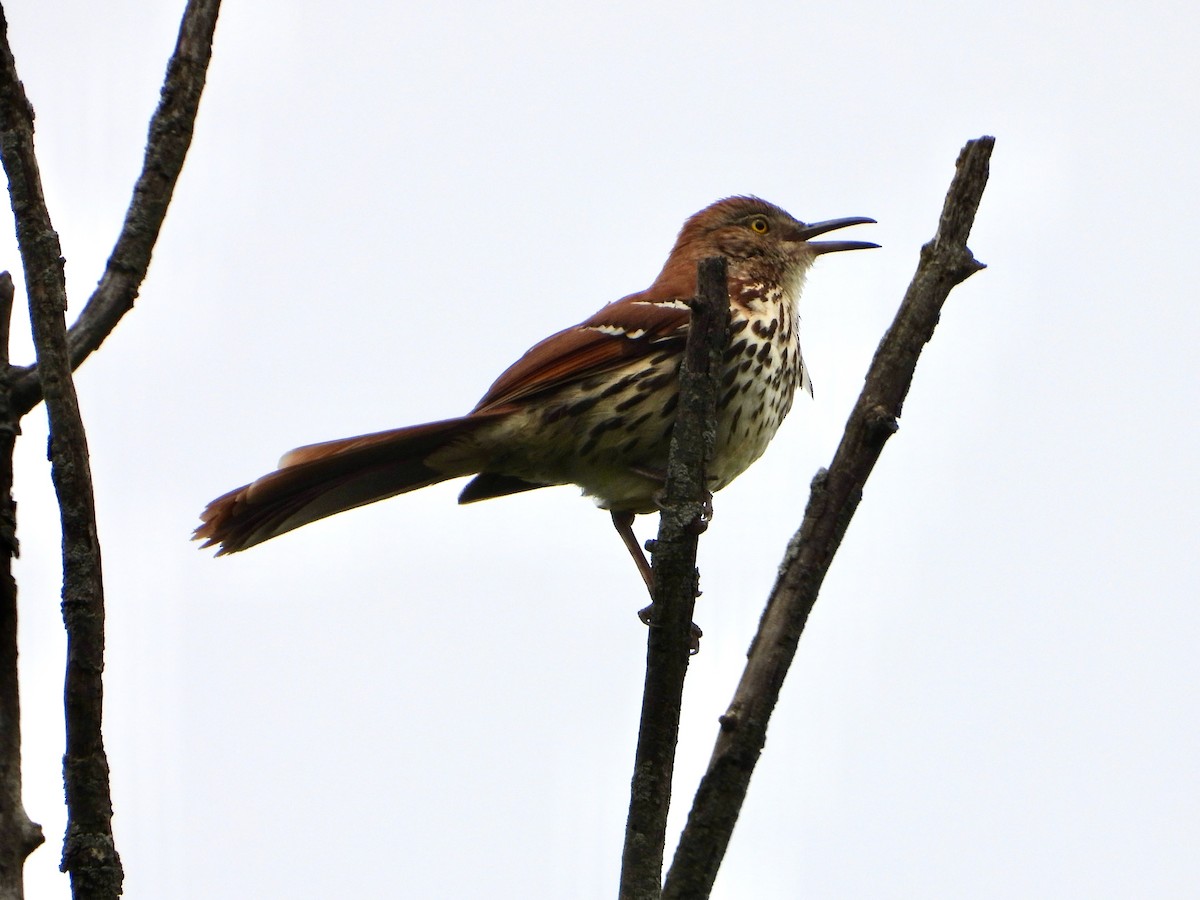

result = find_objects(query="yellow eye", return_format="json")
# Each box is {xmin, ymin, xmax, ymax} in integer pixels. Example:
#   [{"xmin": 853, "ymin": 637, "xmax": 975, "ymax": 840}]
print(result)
[{"xmin": 749, "ymin": 217, "xmax": 769, "ymax": 234}]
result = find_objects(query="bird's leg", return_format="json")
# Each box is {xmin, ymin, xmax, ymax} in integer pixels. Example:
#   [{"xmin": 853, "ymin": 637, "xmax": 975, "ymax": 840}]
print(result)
[
  {"xmin": 611, "ymin": 509, "xmax": 654, "ymax": 594},
  {"xmin": 611, "ymin": 508, "xmax": 703, "ymax": 654}
]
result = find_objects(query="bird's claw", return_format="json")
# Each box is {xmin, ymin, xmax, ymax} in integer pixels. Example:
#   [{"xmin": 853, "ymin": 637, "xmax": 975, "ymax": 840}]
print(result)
[
  {"xmin": 646, "ymin": 482, "xmax": 714, "ymax": 534},
  {"xmin": 637, "ymin": 602, "xmax": 703, "ymax": 654}
]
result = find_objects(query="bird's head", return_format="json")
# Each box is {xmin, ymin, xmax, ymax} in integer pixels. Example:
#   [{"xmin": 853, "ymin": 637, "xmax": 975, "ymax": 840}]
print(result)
[{"xmin": 655, "ymin": 196, "xmax": 877, "ymax": 294}]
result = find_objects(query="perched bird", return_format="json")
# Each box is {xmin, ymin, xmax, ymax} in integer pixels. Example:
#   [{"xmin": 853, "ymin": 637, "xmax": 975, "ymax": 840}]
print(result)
[{"xmin": 196, "ymin": 196, "xmax": 876, "ymax": 600}]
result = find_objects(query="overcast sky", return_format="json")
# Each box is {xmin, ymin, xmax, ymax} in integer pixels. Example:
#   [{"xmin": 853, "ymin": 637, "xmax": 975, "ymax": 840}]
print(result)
[{"xmin": 6, "ymin": 2, "xmax": 1199, "ymax": 898}]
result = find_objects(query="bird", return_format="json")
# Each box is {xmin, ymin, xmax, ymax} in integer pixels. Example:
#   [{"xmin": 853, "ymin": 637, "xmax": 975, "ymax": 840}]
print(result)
[{"xmin": 196, "ymin": 196, "xmax": 876, "ymax": 615}]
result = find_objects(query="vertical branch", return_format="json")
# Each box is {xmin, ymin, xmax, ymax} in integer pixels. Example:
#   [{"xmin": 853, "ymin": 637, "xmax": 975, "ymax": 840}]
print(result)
[
  {"xmin": 0, "ymin": 271, "xmax": 42, "ymax": 900},
  {"xmin": 662, "ymin": 137, "xmax": 994, "ymax": 899},
  {"xmin": 619, "ymin": 257, "xmax": 729, "ymax": 900},
  {"xmin": 0, "ymin": 9, "xmax": 123, "ymax": 898}
]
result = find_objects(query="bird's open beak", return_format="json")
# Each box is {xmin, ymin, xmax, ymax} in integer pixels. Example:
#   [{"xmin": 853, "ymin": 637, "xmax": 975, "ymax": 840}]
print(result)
[{"xmin": 797, "ymin": 217, "xmax": 879, "ymax": 254}]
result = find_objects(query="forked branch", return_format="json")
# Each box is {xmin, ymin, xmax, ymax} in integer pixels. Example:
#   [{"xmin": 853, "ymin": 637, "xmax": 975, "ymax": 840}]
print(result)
[
  {"xmin": 0, "ymin": 7, "xmax": 125, "ymax": 892},
  {"xmin": 8, "ymin": 0, "xmax": 223, "ymax": 416},
  {"xmin": 0, "ymin": 2, "xmax": 222, "ymax": 896}
]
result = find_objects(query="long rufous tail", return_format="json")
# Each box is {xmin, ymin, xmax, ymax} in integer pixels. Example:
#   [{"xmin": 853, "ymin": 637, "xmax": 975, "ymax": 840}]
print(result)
[{"xmin": 195, "ymin": 414, "xmax": 500, "ymax": 554}]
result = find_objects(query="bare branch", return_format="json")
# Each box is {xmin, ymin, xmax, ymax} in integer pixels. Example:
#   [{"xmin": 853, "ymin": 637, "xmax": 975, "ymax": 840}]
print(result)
[
  {"xmin": 0, "ymin": 270, "xmax": 43, "ymax": 900},
  {"xmin": 620, "ymin": 257, "xmax": 730, "ymax": 900},
  {"xmin": 9, "ymin": 0, "xmax": 223, "ymax": 416},
  {"xmin": 662, "ymin": 136, "xmax": 995, "ymax": 899},
  {"xmin": 0, "ymin": 7, "xmax": 126, "ymax": 896}
]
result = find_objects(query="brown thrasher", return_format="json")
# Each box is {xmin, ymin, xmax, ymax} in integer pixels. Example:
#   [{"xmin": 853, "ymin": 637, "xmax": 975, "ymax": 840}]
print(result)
[{"xmin": 196, "ymin": 197, "xmax": 875, "ymax": 603}]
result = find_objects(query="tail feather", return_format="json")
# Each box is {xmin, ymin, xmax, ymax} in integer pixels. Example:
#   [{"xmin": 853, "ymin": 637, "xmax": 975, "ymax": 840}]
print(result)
[{"xmin": 195, "ymin": 414, "xmax": 498, "ymax": 554}]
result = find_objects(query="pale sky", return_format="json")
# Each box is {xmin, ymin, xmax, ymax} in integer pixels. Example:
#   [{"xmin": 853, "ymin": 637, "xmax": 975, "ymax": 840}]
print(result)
[{"xmin": 7, "ymin": 2, "xmax": 1199, "ymax": 898}]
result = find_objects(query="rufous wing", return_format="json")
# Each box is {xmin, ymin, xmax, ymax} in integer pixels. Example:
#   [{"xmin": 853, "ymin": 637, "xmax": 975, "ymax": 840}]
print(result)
[{"xmin": 473, "ymin": 292, "xmax": 691, "ymax": 413}]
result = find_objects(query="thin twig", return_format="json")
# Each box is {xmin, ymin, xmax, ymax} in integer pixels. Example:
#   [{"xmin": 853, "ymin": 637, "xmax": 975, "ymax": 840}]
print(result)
[
  {"xmin": 619, "ymin": 257, "xmax": 729, "ymax": 900},
  {"xmin": 8, "ymin": 0, "xmax": 223, "ymax": 416},
  {"xmin": 0, "ymin": 270, "xmax": 43, "ymax": 900},
  {"xmin": 662, "ymin": 136, "xmax": 995, "ymax": 899}
]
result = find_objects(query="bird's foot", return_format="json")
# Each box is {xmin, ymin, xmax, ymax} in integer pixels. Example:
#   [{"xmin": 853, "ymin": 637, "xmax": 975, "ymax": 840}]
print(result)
[
  {"xmin": 693, "ymin": 490, "xmax": 714, "ymax": 533},
  {"xmin": 637, "ymin": 602, "xmax": 703, "ymax": 654},
  {"xmin": 643, "ymin": 475, "xmax": 713, "ymax": 535}
]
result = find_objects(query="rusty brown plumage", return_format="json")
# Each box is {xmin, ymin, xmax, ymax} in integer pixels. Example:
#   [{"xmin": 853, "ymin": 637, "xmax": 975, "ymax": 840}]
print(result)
[{"xmin": 196, "ymin": 196, "xmax": 877, "ymax": 596}]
